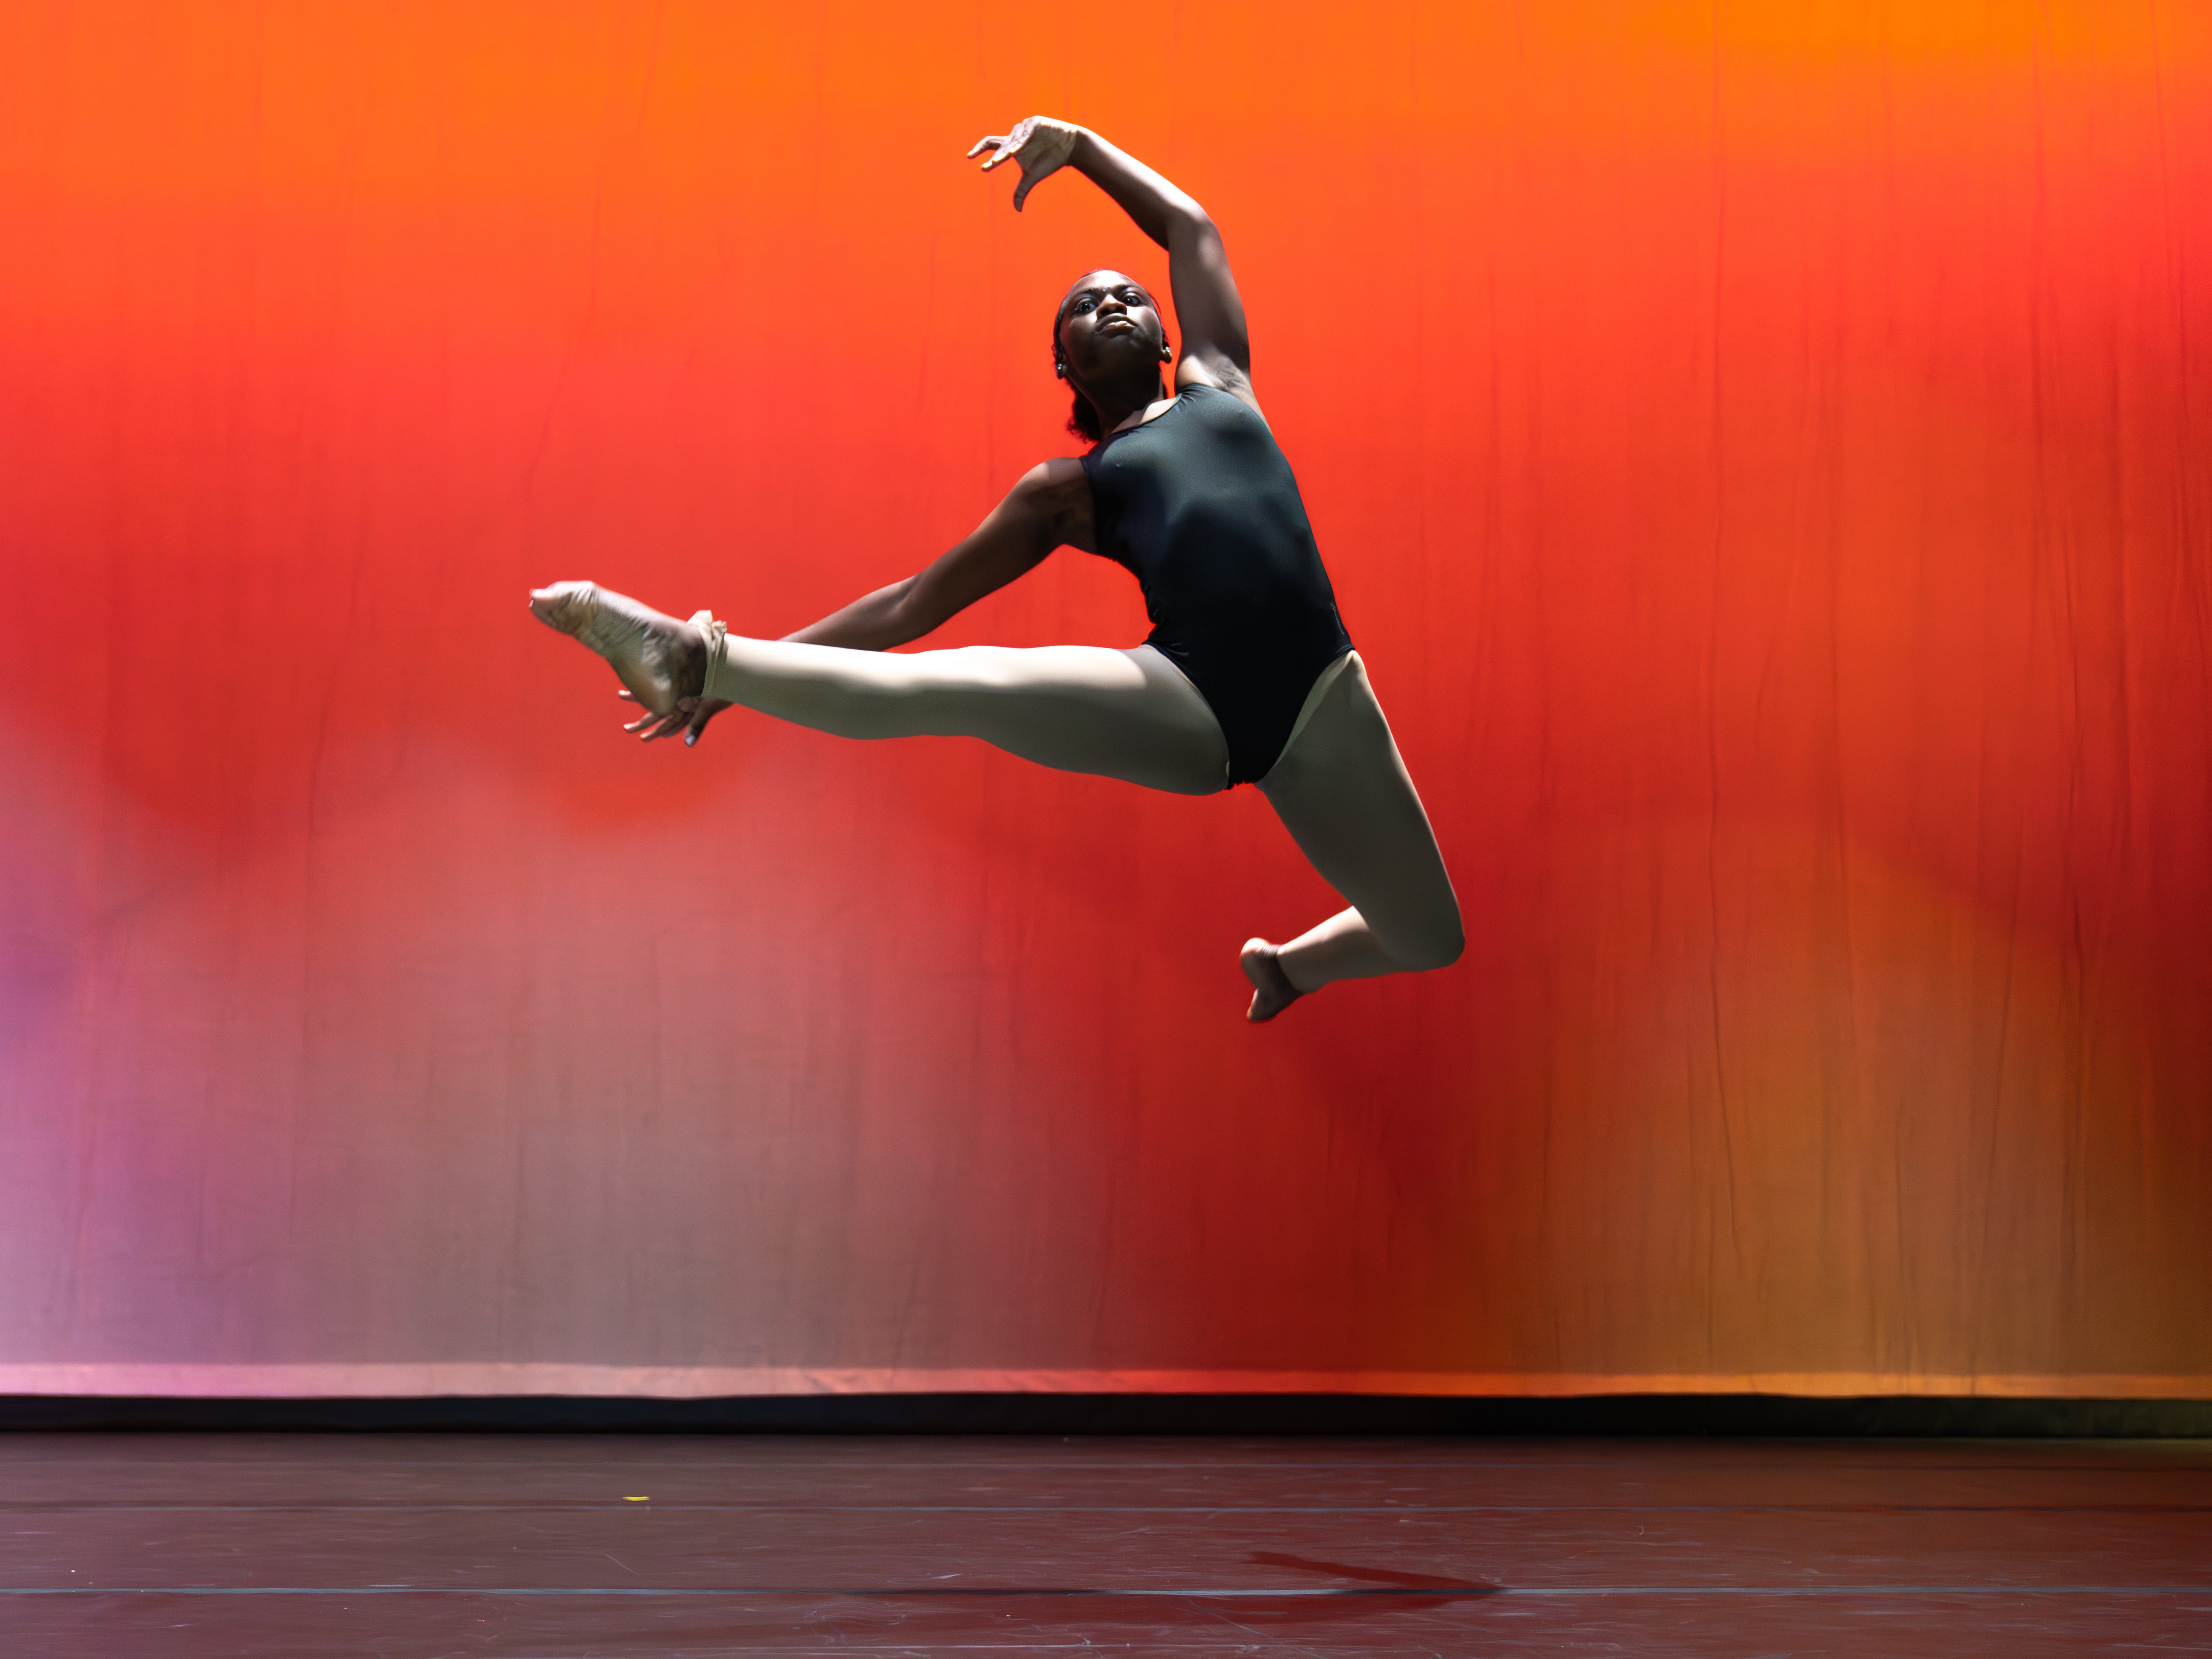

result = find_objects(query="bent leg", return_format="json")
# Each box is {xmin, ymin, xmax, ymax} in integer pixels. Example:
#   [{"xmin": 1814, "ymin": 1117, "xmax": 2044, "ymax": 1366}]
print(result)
[{"xmin": 1253, "ymin": 653, "xmax": 1463, "ymax": 1006}]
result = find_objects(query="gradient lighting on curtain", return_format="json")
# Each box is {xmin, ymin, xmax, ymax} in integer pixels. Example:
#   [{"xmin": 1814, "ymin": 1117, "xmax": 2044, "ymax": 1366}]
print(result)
[{"xmin": 0, "ymin": 2, "xmax": 2207, "ymax": 1396}]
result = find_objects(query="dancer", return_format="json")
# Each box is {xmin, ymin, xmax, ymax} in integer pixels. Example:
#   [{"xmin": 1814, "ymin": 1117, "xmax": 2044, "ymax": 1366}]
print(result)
[{"xmin": 530, "ymin": 117, "xmax": 1461, "ymax": 1021}]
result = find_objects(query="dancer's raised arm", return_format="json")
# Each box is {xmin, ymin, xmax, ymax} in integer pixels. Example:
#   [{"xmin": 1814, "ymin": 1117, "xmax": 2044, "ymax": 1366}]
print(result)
[{"xmin": 970, "ymin": 118, "xmax": 1254, "ymax": 400}]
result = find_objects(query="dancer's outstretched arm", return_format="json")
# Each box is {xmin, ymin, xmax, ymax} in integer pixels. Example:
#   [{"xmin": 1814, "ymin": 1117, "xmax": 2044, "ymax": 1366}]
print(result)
[
  {"xmin": 624, "ymin": 457, "xmax": 1094, "ymax": 743},
  {"xmin": 783, "ymin": 458, "xmax": 1092, "ymax": 649},
  {"xmin": 971, "ymin": 118, "xmax": 1254, "ymax": 402}
]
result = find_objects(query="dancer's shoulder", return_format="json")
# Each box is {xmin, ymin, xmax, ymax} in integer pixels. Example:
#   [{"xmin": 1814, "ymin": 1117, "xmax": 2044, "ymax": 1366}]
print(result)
[
  {"xmin": 1007, "ymin": 457, "xmax": 1096, "ymax": 552},
  {"xmin": 1012, "ymin": 455, "xmax": 1092, "ymax": 510}
]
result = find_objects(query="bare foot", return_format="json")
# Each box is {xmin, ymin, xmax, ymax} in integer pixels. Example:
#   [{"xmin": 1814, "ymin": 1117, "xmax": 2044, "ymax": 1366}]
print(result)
[
  {"xmin": 1241, "ymin": 938, "xmax": 1305, "ymax": 1023},
  {"xmin": 529, "ymin": 581, "xmax": 708, "ymax": 716}
]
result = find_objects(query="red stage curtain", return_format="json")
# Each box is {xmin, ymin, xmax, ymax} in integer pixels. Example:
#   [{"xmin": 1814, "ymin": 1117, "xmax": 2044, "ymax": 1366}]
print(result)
[{"xmin": 2, "ymin": 2, "xmax": 2207, "ymax": 1396}]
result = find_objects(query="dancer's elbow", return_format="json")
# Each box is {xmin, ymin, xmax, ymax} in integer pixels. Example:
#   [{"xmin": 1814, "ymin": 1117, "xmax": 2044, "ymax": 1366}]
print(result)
[
  {"xmin": 1166, "ymin": 204, "xmax": 1218, "ymax": 250},
  {"xmin": 878, "ymin": 578, "xmax": 934, "ymax": 643}
]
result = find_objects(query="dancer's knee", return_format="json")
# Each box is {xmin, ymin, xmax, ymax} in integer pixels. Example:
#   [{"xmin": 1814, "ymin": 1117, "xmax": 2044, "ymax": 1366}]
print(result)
[{"xmin": 1383, "ymin": 901, "xmax": 1464, "ymax": 972}]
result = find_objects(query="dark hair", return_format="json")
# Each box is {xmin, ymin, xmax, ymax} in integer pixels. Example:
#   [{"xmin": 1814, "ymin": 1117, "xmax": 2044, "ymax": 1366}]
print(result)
[
  {"xmin": 1053, "ymin": 281, "xmax": 1166, "ymax": 447},
  {"xmin": 1053, "ymin": 313, "xmax": 1105, "ymax": 443},
  {"xmin": 1062, "ymin": 370, "xmax": 1104, "ymax": 443}
]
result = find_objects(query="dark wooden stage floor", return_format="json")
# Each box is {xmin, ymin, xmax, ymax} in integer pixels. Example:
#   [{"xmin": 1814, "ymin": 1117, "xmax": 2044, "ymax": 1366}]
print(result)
[{"xmin": 1, "ymin": 1433, "xmax": 2206, "ymax": 1656}]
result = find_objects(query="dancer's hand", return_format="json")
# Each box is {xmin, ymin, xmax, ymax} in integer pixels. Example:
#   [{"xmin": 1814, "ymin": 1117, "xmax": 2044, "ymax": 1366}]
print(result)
[
  {"xmin": 967, "ymin": 117, "xmax": 1081, "ymax": 212},
  {"xmin": 620, "ymin": 689, "xmax": 731, "ymax": 747}
]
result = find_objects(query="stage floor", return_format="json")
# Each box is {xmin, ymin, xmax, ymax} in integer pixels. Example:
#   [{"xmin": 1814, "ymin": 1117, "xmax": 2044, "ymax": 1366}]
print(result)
[{"xmin": 0, "ymin": 1433, "xmax": 2205, "ymax": 1655}]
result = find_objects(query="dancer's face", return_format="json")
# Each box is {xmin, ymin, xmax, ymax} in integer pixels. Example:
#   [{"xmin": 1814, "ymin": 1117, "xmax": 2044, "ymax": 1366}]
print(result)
[{"xmin": 1055, "ymin": 271, "xmax": 1170, "ymax": 388}]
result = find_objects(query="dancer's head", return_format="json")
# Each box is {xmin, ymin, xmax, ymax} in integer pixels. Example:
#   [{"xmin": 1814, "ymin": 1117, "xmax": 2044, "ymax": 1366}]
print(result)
[{"xmin": 1053, "ymin": 269, "xmax": 1172, "ymax": 443}]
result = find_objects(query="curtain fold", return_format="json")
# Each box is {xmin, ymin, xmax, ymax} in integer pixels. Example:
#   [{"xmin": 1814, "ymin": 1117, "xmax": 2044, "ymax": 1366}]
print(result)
[{"xmin": 1, "ymin": 1, "xmax": 2206, "ymax": 1395}]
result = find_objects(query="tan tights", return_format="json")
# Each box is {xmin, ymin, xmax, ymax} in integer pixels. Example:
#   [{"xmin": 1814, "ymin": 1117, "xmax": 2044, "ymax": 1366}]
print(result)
[{"xmin": 700, "ymin": 627, "xmax": 1462, "ymax": 992}]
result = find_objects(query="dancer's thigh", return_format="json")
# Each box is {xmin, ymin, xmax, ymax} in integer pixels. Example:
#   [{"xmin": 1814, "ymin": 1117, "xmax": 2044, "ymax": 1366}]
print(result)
[
  {"xmin": 1257, "ymin": 655, "xmax": 1463, "ymax": 968},
  {"xmin": 903, "ymin": 642, "xmax": 1230, "ymax": 796}
]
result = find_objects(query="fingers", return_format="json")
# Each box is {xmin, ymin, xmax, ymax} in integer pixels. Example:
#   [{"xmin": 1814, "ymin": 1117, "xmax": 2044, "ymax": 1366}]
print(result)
[
  {"xmin": 1012, "ymin": 155, "xmax": 1065, "ymax": 212},
  {"xmin": 683, "ymin": 698, "xmax": 731, "ymax": 748},
  {"xmin": 617, "ymin": 685, "xmax": 723, "ymax": 745},
  {"xmin": 620, "ymin": 688, "xmax": 683, "ymax": 740},
  {"xmin": 647, "ymin": 696, "xmax": 699, "ymax": 741},
  {"xmin": 969, "ymin": 117, "xmax": 1041, "ymax": 170}
]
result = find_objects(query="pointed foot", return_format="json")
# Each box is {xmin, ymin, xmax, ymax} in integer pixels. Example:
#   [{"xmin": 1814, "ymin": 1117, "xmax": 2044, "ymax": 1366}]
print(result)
[
  {"xmin": 527, "ymin": 580, "xmax": 708, "ymax": 716},
  {"xmin": 1241, "ymin": 938, "xmax": 1305, "ymax": 1023}
]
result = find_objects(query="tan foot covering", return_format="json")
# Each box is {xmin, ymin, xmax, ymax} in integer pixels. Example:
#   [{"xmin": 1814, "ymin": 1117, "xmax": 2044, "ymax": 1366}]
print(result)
[{"xmin": 691, "ymin": 611, "xmax": 732, "ymax": 703}]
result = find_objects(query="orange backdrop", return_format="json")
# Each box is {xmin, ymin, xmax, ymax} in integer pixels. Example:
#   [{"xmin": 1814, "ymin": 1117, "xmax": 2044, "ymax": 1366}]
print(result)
[{"xmin": 2, "ymin": 1, "xmax": 2208, "ymax": 1397}]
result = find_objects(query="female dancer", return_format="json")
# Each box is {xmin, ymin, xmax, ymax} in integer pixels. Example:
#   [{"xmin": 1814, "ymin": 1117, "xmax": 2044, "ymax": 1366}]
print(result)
[{"xmin": 530, "ymin": 117, "xmax": 1461, "ymax": 1021}]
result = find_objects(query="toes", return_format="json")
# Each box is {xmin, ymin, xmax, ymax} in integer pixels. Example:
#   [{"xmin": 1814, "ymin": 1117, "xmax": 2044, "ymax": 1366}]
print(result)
[
  {"xmin": 530, "ymin": 582, "xmax": 703, "ymax": 716},
  {"xmin": 528, "ymin": 581, "xmax": 597, "ymax": 635}
]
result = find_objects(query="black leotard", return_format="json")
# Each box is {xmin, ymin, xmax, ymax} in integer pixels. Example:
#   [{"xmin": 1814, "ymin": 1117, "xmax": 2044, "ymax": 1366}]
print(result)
[{"xmin": 1080, "ymin": 383, "xmax": 1352, "ymax": 786}]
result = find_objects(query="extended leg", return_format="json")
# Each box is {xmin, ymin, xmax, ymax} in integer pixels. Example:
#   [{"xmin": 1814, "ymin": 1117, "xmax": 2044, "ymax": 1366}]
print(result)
[
  {"xmin": 529, "ymin": 582, "xmax": 1229, "ymax": 796},
  {"xmin": 708, "ymin": 631, "xmax": 1229, "ymax": 794},
  {"xmin": 1245, "ymin": 653, "xmax": 1462, "ymax": 1019}
]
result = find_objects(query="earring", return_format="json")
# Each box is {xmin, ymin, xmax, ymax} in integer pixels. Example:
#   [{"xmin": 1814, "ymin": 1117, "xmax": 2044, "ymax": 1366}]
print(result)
[{"xmin": 1055, "ymin": 363, "xmax": 1068, "ymax": 379}]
